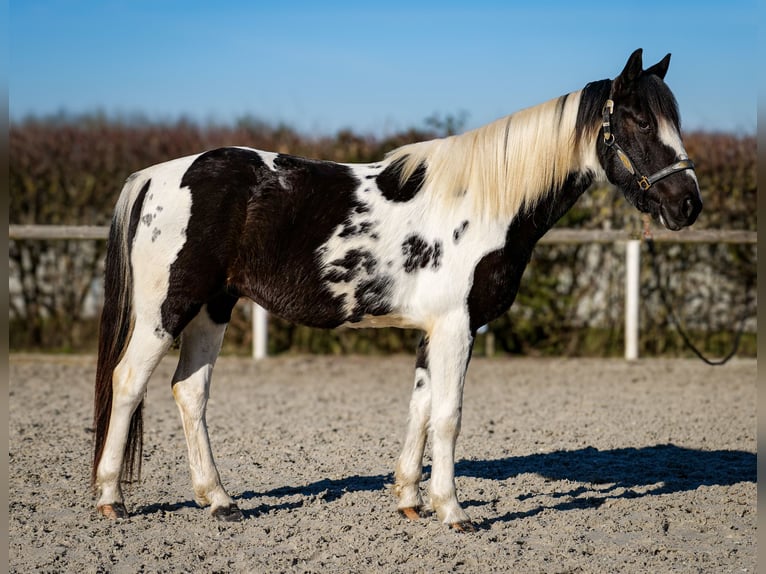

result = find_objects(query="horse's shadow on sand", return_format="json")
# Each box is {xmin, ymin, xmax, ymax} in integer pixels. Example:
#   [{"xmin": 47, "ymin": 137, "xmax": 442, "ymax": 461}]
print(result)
[
  {"xmin": 136, "ymin": 444, "xmax": 755, "ymax": 524},
  {"xmin": 237, "ymin": 444, "xmax": 755, "ymax": 524}
]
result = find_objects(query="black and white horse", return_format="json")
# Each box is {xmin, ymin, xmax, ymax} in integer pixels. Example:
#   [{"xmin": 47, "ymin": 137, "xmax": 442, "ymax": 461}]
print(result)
[{"xmin": 93, "ymin": 49, "xmax": 701, "ymax": 530}]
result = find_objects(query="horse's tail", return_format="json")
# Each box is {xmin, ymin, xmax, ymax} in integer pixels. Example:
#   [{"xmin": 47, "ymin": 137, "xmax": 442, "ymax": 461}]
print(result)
[{"xmin": 92, "ymin": 173, "xmax": 150, "ymax": 487}]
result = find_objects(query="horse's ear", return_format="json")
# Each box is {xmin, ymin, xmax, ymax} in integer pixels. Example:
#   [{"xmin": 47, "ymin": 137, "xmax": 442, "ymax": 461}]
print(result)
[
  {"xmin": 613, "ymin": 48, "xmax": 644, "ymax": 95},
  {"xmin": 645, "ymin": 53, "xmax": 671, "ymax": 80}
]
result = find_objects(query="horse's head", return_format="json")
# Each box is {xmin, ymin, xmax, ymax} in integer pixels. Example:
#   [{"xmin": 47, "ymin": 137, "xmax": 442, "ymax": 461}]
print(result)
[{"xmin": 598, "ymin": 49, "xmax": 702, "ymax": 230}]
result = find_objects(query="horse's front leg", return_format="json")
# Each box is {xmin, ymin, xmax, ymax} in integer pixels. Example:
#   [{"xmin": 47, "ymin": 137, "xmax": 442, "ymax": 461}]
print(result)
[
  {"xmin": 394, "ymin": 336, "xmax": 431, "ymax": 519},
  {"xmin": 427, "ymin": 311, "xmax": 475, "ymax": 530}
]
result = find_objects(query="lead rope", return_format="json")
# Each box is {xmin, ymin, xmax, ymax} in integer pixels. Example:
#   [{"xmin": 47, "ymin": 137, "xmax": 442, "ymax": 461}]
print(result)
[{"xmin": 640, "ymin": 215, "xmax": 751, "ymax": 366}]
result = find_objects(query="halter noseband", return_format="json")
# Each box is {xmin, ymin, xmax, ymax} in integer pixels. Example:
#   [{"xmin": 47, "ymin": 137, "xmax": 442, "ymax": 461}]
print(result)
[{"xmin": 601, "ymin": 99, "xmax": 695, "ymax": 191}]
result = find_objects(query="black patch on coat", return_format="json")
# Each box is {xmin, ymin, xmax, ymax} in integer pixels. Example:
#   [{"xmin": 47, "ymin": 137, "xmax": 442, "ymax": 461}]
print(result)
[
  {"xmin": 467, "ymin": 171, "xmax": 594, "ymax": 333},
  {"xmin": 158, "ymin": 147, "xmax": 363, "ymax": 335},
  {"xmin": 338, "ymin": 224, "xmax": 357, "ymax": 239},
  {"xmin": 206, "ymin": 287, "xmax": 240, "ymax": 325},
  {"xmin": 326, "ymin": 249, "xmax": 378, "ymax": 283},
  {"xmin": 158, "ymin": 149, "xmax": 257, "ymax": 336},
  {"xmin": 414, "ymin": 336, "xmax": 429, "ymax": 389},
  {"xmin": 230, "ymin": 151, "xmax": 363, "ymax": 328},
  {"xmin": 376, "ymin": 157, "xmax": 427, "ymax": 202},
  {"xmin": 402, "ymin": 234, "xmax": 442, "ymax": 273},
  {"xmin": 350, "ymin": 276, "xmax": 393, "ymax": 321},
  {"xmin": 415, "ymin": 336, "xmax": 429, "ymax": 370},
  {"xmin": 338, "ymin": 219, "xmax": 375, "ymax": 239},
  {"xmin": 453, "ymin": 220, "xmax": 469, "ymax": 243}
]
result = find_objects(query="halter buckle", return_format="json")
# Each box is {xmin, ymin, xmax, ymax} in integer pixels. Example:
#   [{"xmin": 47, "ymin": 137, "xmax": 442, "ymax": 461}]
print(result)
[
  {"xmin": 637, "ymin": 176, "xmax": 651, "ymax": 191},
  {"xmin": 602, "ymin": 99, "xmax": 615, "ymax": 146}
]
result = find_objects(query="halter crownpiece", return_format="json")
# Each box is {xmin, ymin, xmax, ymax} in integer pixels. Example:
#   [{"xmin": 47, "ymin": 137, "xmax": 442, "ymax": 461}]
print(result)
[{"xmin": 601, "ymin": 99, "xmax": 695, "ymax": 191}]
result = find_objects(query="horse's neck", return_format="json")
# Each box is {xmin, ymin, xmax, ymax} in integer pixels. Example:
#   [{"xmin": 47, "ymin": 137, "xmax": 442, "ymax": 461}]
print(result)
[{"xmin": 508, "ymin": 168, "xmax": 596, "ymax": 246}]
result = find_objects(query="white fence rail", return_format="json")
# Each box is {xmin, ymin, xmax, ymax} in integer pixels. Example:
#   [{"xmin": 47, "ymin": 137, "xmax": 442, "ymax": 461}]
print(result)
[{"xmin": 10, "ymin": 225, "xmax": 756, "ymax": 360}]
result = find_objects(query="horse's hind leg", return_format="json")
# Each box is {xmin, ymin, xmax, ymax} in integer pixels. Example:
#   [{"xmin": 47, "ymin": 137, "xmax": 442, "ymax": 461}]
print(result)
[
  {"xmin": 394, "ymin": 336, "xmax": 431, "ymax": 519},
  {"xmin": 171, "ymin": 300, "xmax": 242, "ymax": 522},
  {"xmin": 96, "ymin": 323, "xmax": 173, "ymax": 518}
]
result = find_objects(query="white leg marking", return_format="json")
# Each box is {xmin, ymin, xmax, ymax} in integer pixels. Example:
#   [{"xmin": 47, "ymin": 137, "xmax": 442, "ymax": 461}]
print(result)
[
  {"xmin": 96, "ymin": 323, "xmax": 172, "ymax": 510},
  {"xmin": 427, "ymin": 311, "xmax": 474, "ymax": 526},
  {"xmin": 395, "ymin": 355, "xmax": 431, "ymax": 512},
  {"xmin": 171, "ymin": 307, "xmax": 237, "ymax": 515}
]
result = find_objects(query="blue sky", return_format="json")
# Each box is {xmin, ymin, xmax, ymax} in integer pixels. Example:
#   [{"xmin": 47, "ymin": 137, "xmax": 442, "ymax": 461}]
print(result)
[{"xmin": 9, "ymin": 0, "xmax": 757, "ymax": 136}]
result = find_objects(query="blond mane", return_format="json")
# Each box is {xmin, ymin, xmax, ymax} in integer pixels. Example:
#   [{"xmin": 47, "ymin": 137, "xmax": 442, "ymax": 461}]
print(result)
[{"xmin": 385, "ymin": 90, "xmax": 595, "ymax": 220}]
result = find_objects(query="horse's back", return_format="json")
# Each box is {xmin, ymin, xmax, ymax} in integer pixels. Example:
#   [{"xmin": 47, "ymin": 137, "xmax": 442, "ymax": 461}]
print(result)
[{"xmin": 121, "ymin": 145, "xmax": 510, "ymax": 334}]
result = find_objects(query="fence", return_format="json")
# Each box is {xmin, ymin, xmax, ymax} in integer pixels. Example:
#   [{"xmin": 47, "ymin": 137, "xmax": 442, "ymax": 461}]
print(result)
[{"xmin": 9, "ymin": 225, "xmax": 757, "ymax": 360}]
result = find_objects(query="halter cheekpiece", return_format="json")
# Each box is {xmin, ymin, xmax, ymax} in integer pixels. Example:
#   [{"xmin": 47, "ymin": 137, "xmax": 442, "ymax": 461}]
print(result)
[{"xmin": 601, "ymin": 98, "xmax": 695, "ymax": 191}]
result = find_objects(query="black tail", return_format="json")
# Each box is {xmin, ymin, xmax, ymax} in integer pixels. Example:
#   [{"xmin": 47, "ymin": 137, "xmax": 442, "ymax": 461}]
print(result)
[{"xmin": 92, "ymin": 177, "xmax": 150, "ymax": 487}]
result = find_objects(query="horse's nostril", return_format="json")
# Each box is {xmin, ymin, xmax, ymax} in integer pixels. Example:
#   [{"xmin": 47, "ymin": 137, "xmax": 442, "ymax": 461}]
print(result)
[{"xmin": 681, "ymin": 197, "xmax": 693, "ymax": 219}]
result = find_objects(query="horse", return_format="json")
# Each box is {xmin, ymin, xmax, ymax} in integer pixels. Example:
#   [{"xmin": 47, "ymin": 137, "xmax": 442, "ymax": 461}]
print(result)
[{"xmin": 92, "ymin": 48, "xmax": 701, "ymax": 531}]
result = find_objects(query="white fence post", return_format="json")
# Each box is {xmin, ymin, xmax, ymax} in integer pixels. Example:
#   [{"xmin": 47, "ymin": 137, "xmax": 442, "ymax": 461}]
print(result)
[
  {"xmin": 625, "ymin": 240, "xmax": 641, "ymax": 360},
  {"xmin": 252, "ymin": 303, "xmax": 269, "ymax": 360}
]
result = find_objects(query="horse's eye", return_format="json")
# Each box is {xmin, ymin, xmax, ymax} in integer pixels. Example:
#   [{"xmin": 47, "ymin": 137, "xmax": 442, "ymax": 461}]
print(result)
[{"xmin": 637, "ymin": 119, "xmax": 651, "ymax": 132}]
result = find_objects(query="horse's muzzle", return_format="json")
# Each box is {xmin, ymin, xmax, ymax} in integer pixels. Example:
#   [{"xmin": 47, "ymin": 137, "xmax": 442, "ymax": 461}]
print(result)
[{"xmin": 659, "ymin": 192, "xmax": 702, "ymax": 230}]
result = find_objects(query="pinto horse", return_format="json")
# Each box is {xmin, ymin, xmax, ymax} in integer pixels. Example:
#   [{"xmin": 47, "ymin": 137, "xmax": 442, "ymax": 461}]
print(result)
[{"xmin": 93, "ymin": 49, "xmax": 701, "ymax": 530}]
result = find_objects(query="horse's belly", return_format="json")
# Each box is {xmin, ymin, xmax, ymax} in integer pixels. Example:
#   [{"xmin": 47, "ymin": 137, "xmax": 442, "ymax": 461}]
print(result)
[{"xmin": 340, "ymin": 313, "xmax": 421, "ymax": 330}]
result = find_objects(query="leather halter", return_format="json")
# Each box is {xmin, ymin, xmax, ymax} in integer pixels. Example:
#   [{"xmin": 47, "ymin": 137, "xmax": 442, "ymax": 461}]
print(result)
[{"xmin": 601, "ymin": 99, "xmax": 695, "ymax": 191}]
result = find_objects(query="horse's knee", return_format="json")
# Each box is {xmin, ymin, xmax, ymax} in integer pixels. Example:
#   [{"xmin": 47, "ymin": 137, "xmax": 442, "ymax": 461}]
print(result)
[{"xmin": 431, "ymin": 411, "xmax": 462, "ymax": 440}]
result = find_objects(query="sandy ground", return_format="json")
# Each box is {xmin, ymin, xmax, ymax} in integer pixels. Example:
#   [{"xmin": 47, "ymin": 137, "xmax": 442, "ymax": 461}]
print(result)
[{"xmin": 9, "ymin": 353, "xmax": 756, "ymax": 573}]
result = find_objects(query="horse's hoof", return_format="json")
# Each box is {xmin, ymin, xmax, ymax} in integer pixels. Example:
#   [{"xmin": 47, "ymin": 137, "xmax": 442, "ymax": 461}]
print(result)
[
  {"xmin": 98, "ymin": 503, "xmax": 129, "ymax": 520},
  {"xmin": 450, "ymin": 520, "xmax": 477, "ymax": 533},
  {"xmin": 212, "ymin": 503, "xmax": 243, "ymax": 522},
  {"xmin": 399, "ymin": 507, "xmax": 422, "ymax": 521}
]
